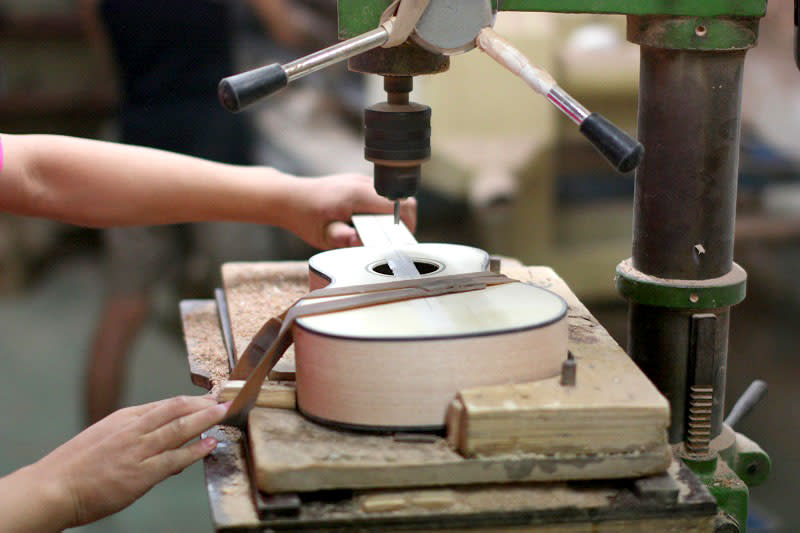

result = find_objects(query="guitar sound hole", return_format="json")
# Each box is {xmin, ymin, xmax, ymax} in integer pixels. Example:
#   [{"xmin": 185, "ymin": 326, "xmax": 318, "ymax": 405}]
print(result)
[{"xmin": 371, "ymin": 260, "xmax": 441, "ymax": 276}]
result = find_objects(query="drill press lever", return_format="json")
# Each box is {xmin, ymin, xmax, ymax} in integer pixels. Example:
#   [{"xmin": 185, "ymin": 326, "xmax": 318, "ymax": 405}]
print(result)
[
  {"xmin": 476, "ymin": 27, "xmax": 643, "ymax": 173},
  {"xmin": 218, "ymin": 0, "xmax": 643, "ymax": 212}
]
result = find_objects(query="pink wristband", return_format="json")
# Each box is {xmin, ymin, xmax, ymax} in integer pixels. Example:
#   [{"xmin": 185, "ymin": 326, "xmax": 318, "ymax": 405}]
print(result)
[{"xmin": 0, "ymin": 135, "xmax": 3, "ymax": 174}]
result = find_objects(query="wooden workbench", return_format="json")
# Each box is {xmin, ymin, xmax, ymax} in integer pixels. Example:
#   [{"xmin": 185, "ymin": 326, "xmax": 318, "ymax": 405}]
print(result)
[{"xmin": 182, "ymin": 260, "xmax": 713, "ymax": 531}]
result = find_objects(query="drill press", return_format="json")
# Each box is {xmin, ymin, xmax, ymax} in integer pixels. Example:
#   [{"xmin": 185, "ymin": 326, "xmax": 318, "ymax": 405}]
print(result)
[
  {"xmin": 216, "ymin": 1, "xmax": 772, "ymax": 530},
  {"xmin": 219, "ymin": 0, "xmax": 642, "ymax": 222}
]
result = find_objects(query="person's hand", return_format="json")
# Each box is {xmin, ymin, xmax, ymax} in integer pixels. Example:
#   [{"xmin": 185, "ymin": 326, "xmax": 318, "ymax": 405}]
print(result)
[
  {"xmin": 12, "ymin": 396, "xmax": 228, "ymax": 530},
  {"xmin": 248, "ymin": 0, "xmax": 314, "ymax": 49},
  {"xmin": 282, "ymin": 174, "xmax": 417, "ymax": 250}
]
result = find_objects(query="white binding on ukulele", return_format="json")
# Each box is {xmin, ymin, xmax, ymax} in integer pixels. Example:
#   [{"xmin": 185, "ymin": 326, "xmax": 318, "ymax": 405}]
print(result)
[{"xmin": 294, "ymin": 214, "xmax": 569, "ymax": 430}]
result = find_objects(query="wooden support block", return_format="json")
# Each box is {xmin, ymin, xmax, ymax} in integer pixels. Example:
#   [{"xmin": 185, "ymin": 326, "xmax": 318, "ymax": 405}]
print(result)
[
  {"xmin": 443, "ymin": 265, "xmax": 670, "ymax": 459},
  {"xmin": 446, "ymin": 382, "xmax": 669, "ymax": 457},
  {"xmin": 248, "ymin": 408, "xmax": 670, "ymax": 494},
  {"xmin": 219, "ymin": 380, "xmax": 296, "ymax": 409}
]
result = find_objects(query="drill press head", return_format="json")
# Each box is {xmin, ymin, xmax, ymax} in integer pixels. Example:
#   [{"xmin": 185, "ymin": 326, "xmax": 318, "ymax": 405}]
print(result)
[
  {"xmin": 355, "ymin": 1, "xmax": 494, "ymax": 207},
  {"xmin": 364, "ymin": 76, "xmax": 431, "ymax": 205}
]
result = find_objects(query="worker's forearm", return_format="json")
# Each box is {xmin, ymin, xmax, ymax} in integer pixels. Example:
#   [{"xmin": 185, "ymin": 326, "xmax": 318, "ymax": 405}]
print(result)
[
  {"xmin": 0, "ymin": 464, "xmax": 73, "ymax": 532},
  {"xmin": 1, "ymin": 134, "xmax": 298, "ymax": 228}
]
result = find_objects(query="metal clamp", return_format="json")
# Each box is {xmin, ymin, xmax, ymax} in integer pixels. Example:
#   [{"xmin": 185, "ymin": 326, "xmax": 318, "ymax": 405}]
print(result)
[{"xmin": 616, "ymin": 259, "xmax": 747, "ymax": 309}]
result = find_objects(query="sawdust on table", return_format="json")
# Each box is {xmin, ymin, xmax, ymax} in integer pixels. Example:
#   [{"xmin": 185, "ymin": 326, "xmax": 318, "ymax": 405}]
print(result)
[
  {"xmin": 224, "ymin": 263, "xmax": 307, "ymax": 345},
  {"xmin": 183, "ymin": 303, "xmax": 230, "ymax": 393}
]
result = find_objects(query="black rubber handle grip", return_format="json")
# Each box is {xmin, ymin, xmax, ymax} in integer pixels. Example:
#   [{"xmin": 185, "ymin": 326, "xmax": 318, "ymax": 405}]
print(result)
[
  {"xmin": 579, "ymin": 113, "xmax": 644, "ymax": 173},
  {"xmin": 795, "ymin": 0, "xmax": 800, "ymax": 70},
  {"xmin": 218, "ymin": 63, "xmax": 288, "ymax": 113}
]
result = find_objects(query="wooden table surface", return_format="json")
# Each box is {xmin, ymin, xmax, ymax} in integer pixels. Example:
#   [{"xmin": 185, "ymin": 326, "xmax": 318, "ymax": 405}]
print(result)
[{"xmin": 180, "ymin": 261, "xmax": 708, "ymax": 531}]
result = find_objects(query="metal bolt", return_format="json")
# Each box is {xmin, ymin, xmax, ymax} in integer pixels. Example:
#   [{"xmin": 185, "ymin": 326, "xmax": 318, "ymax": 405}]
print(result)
[
  {"xmin": 489, "ymin": 256, "xmax": 502, "ymax": 273},
  {"xmin": 561, "ymin": 352, "xmax": 577, "ymax": 387}
]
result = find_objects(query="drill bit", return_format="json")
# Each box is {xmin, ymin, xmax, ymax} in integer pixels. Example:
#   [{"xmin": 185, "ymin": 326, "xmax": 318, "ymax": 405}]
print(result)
[{"xmin": 394, "ymin": 200, "xmax": 400, "ymax": 225}]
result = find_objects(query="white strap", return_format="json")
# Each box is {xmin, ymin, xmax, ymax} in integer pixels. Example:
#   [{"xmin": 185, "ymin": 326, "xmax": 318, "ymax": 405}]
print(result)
[
  {"xmin": 352, "ymin": 214, "xmax": 418, "ymax": 248},
  {"xmin": 352, "ymin": 214, "xmax": 420, "ymax": 279},
  {"xmin": 380, "ymin": 0, "xmax": 431, "ymax": 48},
  {"xmin": 476, "ymin": 27, "xmax": 556, "ymax": 96}
]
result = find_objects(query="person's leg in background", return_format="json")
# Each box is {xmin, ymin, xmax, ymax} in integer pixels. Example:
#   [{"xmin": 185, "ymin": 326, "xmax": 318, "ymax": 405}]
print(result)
[{"xmin": 85, "ymin": 225, "xmax": 182, "ymax": 425}]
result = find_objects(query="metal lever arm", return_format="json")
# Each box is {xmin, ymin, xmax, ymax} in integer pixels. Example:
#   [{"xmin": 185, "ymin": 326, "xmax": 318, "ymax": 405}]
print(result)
[
  {"xmin": 724, "ymin": 379, "xmax": 768, "ymax": 429},
  {"xmin": 476, "ymin": 27, "xmax": 643, "ymax": 173},
  {"xmin": 219, "ymin": 24, "xmax": 392, "ymax": 112}
]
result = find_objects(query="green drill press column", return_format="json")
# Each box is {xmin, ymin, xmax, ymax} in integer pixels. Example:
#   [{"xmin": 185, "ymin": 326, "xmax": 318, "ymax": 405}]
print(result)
[{"xmin": 338, "ymin": 0, "xmax": 766, "ymax": 38}]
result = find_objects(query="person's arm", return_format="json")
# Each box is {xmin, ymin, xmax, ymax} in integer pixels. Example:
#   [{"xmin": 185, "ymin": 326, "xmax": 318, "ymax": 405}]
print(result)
[
  {"xmin": 0, "ymin": 396, "xmax": 228, "ymax": 531},
  {"xmin": 0, "ymin": 134, "xmax": 415, "ymax": 250},
  {"xmin": 246, "ymin": 0, "xmax": 313, "ymax": 48}
]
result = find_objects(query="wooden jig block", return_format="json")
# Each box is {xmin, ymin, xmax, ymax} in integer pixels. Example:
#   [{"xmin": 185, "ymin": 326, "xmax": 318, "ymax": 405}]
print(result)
[{"xmin": 219, "ymin": 380, "xmax": 296, "ymax": 409}]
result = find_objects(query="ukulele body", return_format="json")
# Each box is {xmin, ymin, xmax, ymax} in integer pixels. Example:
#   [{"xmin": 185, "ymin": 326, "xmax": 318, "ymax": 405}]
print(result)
[{"xmin": 292, "ymin": 239, "xmax": 569, "ymax": 431}]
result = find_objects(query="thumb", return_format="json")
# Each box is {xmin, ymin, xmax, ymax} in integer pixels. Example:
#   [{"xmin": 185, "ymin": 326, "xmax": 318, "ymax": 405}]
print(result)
[{"xmin": 324, "ymin": 221, "xmax": 362, "ymax": 249}]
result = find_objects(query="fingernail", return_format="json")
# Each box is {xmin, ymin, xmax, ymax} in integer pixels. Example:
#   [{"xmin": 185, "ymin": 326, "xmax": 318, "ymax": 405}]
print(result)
[{"xmin": 203, "ymin": 437, "xmax": 218, "ymax": 450}]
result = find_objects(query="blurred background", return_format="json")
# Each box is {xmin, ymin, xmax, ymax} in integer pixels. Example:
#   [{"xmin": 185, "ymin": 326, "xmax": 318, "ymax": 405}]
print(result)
[{"xmin": 0, "ymin": 1, "xmax": 797, "ymax": 531}]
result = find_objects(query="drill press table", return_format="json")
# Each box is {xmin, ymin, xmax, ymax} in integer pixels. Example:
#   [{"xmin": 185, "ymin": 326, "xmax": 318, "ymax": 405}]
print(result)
[{"xmin": 181, "ymin": 260, "xmax": 716, "ymax": 531}]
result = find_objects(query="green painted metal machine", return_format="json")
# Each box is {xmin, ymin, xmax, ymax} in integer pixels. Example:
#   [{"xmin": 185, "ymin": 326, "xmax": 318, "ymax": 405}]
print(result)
[
  {"xmin": 218, "ymin": 1, "xmax": 773, "ymax": 530},
  {"xmin": 333, "ymin": 4, "xmax": 771, "ymax": 530}
]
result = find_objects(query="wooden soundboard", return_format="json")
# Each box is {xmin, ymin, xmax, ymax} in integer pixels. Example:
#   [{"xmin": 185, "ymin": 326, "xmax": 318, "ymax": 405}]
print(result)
[{"xmin": 184, "ymin": 259, "xmax": 670, "ymax": 496}]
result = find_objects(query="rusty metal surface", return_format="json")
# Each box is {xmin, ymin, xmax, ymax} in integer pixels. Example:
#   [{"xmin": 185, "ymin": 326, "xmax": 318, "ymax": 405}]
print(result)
[
  {"xmin": 627, "ymin": 15, "xmax": 760, "ymax": 50},
  {"xmin": 348, "ymin": 42, "xmax": 449, "ymax": 76},
  {"xmin": 627, "ymin": 46, "xmax": 750, "ymax": 445},
  {"xmin": 633, "ymin": 48, "xmax": 746, "ymax": 280}
]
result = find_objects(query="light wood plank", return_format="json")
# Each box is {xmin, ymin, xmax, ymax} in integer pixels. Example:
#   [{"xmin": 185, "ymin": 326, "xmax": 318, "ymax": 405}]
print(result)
[
  {"xmin": 445, "ymin": 265, "xmax": 670, "ymax": 458},
  {"xmin": 219, "ymin": 380, "xmax": 296, "ymax": 409}
]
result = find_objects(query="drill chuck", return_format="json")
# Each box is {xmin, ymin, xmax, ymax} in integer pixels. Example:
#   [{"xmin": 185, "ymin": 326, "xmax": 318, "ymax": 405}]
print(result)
[
  {"xmin": 365, "ymin": 101, "xmax": 431, "ymax": 201},
  {"xmin": 374, "ymin": 165, "xmax": 421, "ymax": 201}
]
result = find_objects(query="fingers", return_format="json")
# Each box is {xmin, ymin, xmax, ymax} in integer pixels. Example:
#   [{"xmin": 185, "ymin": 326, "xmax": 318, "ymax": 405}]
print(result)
[
  {"xmin": 353, "ymin": 179, "xmax": 417, "ymax": 233},
  {"xmin": 144, "ymin": 401, "xmax": 229, "ymax": 453},
  {"xmin": 323, "ymin": 221, "xmax": 361, "ymax": 249},
  {"xmin": 141, "ymin": 400, "xmax": 227, "ymax": 478},
  {"xmin": 144, "ymin": 435, "xmax": 219, "ymax": 478},
  {"xmin": 309, "ymin": 174, "xmax": 419, "ymax": 249},
  {"xmin": 398, "ymin": 197, "xmax": 417, "ymax": 232},
  {"xmin": 135, "ymin": 395, "xmax": 218, "ymax": 434}
]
